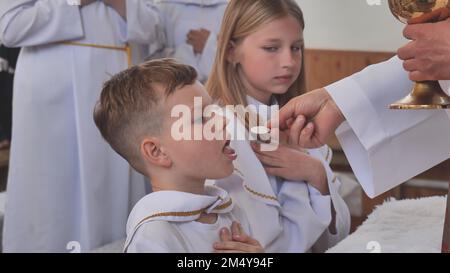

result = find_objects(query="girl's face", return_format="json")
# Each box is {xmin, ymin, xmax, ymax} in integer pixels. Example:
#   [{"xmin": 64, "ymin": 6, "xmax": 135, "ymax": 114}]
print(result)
[{"xmin": 232, "ymin": 15, "xmax": 304, "ymax": 104}]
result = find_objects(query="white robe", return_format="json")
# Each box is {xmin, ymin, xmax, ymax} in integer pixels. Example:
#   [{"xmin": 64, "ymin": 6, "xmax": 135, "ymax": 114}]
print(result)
[
  {"xmin": 326, "ymin": 56, "xmax": 450, "ymax": 198},
  {"xmin": 124, "ymin": 185, "xmax": 250, "ymax": 253},
  {"xmin": 149, "ymin": 0, "xmax": 228, "ymax": 82},
  {"xmin": 0, "ymin": 0, "xmax": 162, "ymax": 252},
  {"xmin": 213, "ymin": 96, "xmax": 351, "ymax": 252}
]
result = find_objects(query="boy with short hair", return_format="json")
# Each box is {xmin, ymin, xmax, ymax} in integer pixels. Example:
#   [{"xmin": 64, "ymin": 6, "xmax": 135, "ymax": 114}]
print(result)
[{"xmin": 93, "ymin": 58, "xmax": 263, "ymax": 253}]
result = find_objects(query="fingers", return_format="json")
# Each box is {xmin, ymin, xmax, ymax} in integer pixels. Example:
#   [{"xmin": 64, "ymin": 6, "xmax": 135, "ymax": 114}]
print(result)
[
  {"xmin": 402, "ymin": 60, "xmax": 433, "ymax": 81},
  {"xmin": 286, "ymin": 117, "xmax": 295, "ymax": 129},
  {"xmin": 402, "ymin": 58, "xmax": 421, "ymax": 72},
  {"xmin": 231, "ymin": 221, "xmax": 241, "ymax": 239},
  {"xmin": 254, "ymin": 152, "xmax": 282, "ymax": 168},
  {"xmin": 219, "ymin": 227, "xmax": 232, "ymax": 242},
  {"xmin": 230, "ymin": 221, "xmax": 258, "ymax": 245},
  {"xmin": 214, "ymin": 250, "xmax": 246, "ymax": 253},
  {"xmin": 298, "ymin": 122, "xmax": 314, "ymax": 147},
  {"xmin": 264, "ymin": 167, "xmax": 285, "ymax": 178},
  {"xmin": 402, "ymin": 24, "xmax": 426, "ymax": 41},
  {"xmin": 213, "ymin": 241, "xmax": 258, "ymax": 253},
  {"xmin": 214, "ymin": 221, "xmax": 264, "ymax": 253},
  {"xmin": 409, "ymin": 70, "xmax": 430, "ymax": 82},
  {"xmin": 251, "ymin": 143, "xmax": 282, "ymax": 167},
  {"xmin": 272, "ymin": 89, "xmax": 329, "ymax": 131},
  {"xmin": 397, "ymin": 41, "xmax": 418, "ymax": 61},
  {"xmin": 273, "ymin": 98, "xmax": 298, "ymax": 130},
  {"xmin": 288, "ymin": 116, "xmax": 305, "ymax": 146},
  {"xmin": 186, "ymin": 30, "xmax": 201, "ymax": 43}
]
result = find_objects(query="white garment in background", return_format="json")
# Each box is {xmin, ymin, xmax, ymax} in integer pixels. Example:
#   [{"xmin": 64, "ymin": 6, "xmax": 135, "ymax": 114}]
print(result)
[
  {"xmin": 0, "ymin": 0, "xmax": 162, "ymax": 252},
  {"xmin": 149, "ymin": 0, "xmax": 228, "ymax": 82},
  {"xmin": 326, "ymin": 56, "xmax": 450, "ymax": 198}
]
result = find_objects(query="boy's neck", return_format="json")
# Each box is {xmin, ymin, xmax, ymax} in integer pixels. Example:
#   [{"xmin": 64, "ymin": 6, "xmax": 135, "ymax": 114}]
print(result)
[{"xmin": 149, "ymin": 172, "xmax": 207, "ymax": 195}]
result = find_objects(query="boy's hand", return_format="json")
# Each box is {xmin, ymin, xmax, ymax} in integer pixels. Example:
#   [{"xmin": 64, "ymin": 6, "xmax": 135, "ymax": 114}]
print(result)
[
  {"xmin": 251, "ymin": 142, "xmax": 329, "ymax": 195},
  {"xmin": 213, "ymin": 221, "xmax": 264, "ymax": 253},
  {"xmin": 187, "ymin": 29, "xmax": 211, "ymax": 55}
]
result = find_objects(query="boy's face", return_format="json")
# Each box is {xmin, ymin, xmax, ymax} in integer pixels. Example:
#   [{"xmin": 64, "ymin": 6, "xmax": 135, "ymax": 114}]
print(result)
[{"xmin": 159, "ymin": 82, "xmax": 236, "ymax": 180}]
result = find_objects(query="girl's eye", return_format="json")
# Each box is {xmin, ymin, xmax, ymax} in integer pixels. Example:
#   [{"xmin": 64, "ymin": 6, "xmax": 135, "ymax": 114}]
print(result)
[
  {"xmin": 263, "ymin": 47, "xmax": 278, "ymax": 52},
  {"xmin": 292, "ymin": 46, "xmax": 301, "ymax": 52}
]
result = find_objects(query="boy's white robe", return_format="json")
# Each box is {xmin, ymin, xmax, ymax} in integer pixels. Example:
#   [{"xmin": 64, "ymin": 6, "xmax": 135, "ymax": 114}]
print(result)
[
  {"xmin": 149, "ymin": 0, "xmax": 228, "ymax": 82},
  {"xmin": 0, "ymin": 0, "xmax": 162, "ymax": 252},
  {"xmin": 124, "ymin": 185, "xmax": 250, "ymax": 253},
  {"xmin": 213, "ymin": 96, "xmax": 351, "ymax": 252},
  {"xmin": 326, "ymin": 56, "xmax": 450, "ymax": 198}
]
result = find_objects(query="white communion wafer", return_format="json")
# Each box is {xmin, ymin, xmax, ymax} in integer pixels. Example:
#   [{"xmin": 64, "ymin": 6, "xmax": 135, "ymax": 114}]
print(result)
[
  {"xmin": 250, "ymin": 126, "xmax": 270, "ymax": 135},
  {"xmin": 250, "ymin": 126, "xmax": 271, "ymax": 142}
]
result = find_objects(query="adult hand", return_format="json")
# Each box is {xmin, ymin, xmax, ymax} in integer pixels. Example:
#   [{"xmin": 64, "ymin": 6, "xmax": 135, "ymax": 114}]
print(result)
[
  {"xmin": 270, "ymin": 88, "xmax": 345, "ymax": 149},
  {"xmin": 398, "ymin": 19, "xmax": 450, "ymax": 82}
]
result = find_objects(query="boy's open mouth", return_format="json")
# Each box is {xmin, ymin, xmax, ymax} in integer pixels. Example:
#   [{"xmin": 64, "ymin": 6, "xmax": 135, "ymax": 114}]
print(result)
[{"xmin": 223, "ymin": 140, "xmax": 237, "ymax": 161}]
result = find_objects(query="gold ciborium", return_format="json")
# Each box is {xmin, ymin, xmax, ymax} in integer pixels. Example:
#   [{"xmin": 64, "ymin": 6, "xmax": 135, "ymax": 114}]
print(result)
[{"xmin": 389, "ymin": 0, "xmax": 450, "ymax": 109}]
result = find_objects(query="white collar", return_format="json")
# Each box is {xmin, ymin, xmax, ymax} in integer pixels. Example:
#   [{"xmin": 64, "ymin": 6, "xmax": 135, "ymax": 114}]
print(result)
[
  {"xmin": 246, "ymin": 95, "xmax": 278, "ymax": 107},
  {"xmin": 246, "ymin": 95, "xmax": 279, "ymax": 121},
  {"xmin": 127, "ymin": 185, "xmax": 233, "ymax": 226},
  {"xmin": 124, "ymin": 185, "xmax": 233, "ymax": 250}
]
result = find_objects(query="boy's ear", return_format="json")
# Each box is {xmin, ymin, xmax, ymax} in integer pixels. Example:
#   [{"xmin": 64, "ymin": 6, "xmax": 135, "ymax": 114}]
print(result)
[
  {"xmin": 141, "ymin": 137, "xmax": 172, "ymax": 168},
  {"xmin": 226, "ymin": 41, "xmax": 239, "ymax": 64}
]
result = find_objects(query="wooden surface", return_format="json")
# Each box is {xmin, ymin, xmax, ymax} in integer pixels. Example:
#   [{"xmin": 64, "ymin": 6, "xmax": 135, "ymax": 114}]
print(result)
[
  {"xmin": 304, "ymin": 49, "xmax": 396, "ymax": 157},
  {"xmin": 304, "ymin": 49, "xmax": 395, "ymax": 91}
]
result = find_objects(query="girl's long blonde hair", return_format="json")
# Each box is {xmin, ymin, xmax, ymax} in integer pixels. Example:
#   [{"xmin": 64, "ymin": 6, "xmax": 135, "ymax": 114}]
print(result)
[{"xmin": 207, "ymin": 0, "xmax": 306, "ymax": 109}]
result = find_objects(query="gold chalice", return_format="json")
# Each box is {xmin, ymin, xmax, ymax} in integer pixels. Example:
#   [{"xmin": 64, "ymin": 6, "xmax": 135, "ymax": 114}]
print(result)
[{"xmin": 389, "ymin": 0, "xmax": 450, "ymax": 109}]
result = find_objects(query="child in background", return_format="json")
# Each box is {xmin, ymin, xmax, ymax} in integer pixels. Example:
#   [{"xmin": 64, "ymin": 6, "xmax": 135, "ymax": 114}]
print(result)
[{"xmin": 149, "ymin": 0, "xmax": 228, "ymax": 82}]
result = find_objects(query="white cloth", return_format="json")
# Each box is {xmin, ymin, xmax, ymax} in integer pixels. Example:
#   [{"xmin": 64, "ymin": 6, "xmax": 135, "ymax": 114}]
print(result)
[
  {"xmin": 0, "ymin": 0, "xmax": 161, "ymax": 252},
  {"xmin": 327, "ymin": 196, "xmax": 446, "ymax": 253},
  {"xmin": 124, "ymin": 185, "xmax": 250, "ymax": 253},
  {"xmin": 149, "ymin": 0, "xmax": 228, "ymax": 82},
  {"xmin": 213, "ymin": 96, "xmax": 351, "ymax": 252},
  {"xmin": 326, "ymin": 56, "xmax": 450, "ymax": 198}
]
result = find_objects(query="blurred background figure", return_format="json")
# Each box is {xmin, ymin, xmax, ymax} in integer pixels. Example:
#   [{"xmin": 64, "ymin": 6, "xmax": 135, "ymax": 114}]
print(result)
[
  {"xmin": 0, "ymin": 0, "xmax": 162, "ymax": 252},
  {"xmin": 149, "ymin": 0, "xmax": 228, "ymax": 82}
]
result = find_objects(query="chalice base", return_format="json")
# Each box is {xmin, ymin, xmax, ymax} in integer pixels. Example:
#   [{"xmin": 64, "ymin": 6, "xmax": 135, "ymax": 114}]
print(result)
[{"xmin": 390, "ymin": 81, "xmax": 450, "ymax": 109}]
